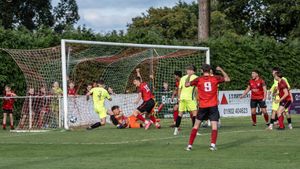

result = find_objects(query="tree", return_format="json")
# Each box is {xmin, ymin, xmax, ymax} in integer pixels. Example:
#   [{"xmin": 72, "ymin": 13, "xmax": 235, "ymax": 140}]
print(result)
[
  {"xmin": 0, "ymin": 0, "xmax": 54, "ymax": 30},
  {"xmin": 127, "ymin": 1, "xmax": 198, "ymax": 42},
  {"xmin": 53, "ymin": 0, "xmax": 80, "ymax": 33},
  {"xmin": 217, "ymin": 0, "xmax": 300, "ymax": 40},
  {"xmin": 198, "ymin": 0, "xmax": 210, "ymax": 42}
]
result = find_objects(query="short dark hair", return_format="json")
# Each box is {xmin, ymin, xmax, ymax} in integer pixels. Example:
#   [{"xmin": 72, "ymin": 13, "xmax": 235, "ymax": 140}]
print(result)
[
  {"xmin": 5, "ymin": 85, "xmax": 11, "ymax": 89},
  {"xmin": 98, "ymin": 79, "xmax": 104, "ymax": 85},
  {"xmin": 134, "ymin": 77, "xmax": 142, "ymax": 82},
  {"xmin": 174, "ymin": 71, "xmax": 182, "ymax": 77},
  {"xmin": 272, "ymin": 67, "xmax": 280, "ymax": 72},
  {"xmin": 186, "ymin": 65, "xmax": 196, "ymax": 72},
  {"xmin": 201, "ymin": 64, "xmax": 211, "ymax": 73},
  {"xmin": 111, "ymin": 105, "xmax": 119, "ymax": 111},
  {"xmin": 275, "ymin": 71, "xmax": 283, "ymax": 78}
]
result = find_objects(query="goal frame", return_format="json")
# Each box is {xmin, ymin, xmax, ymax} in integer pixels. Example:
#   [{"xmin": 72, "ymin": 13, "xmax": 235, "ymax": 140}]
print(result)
[{"xmin": 61, "ymin": 39, "xmax": 210, "ymax": 130}]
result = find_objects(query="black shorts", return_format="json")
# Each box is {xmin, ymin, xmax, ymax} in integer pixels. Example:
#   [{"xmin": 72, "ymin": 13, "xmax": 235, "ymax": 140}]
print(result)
[
  {"xmin": 197, "ymin": 106, "xmax": 220, "ymax": 122},
  {"xmin": 250, "ymin": 99, "xmax": 266, "ymax": 108},
  {"xmin": 279, "ymin": 100, "xmax": 291, "ymax": 109},
  {"xmin": 3, "ymin": 109, "xmax": 13, "ymax": 114},
  {"xmin": 137, "ymin": 99, "xmax": 155, "ymax": 114}
]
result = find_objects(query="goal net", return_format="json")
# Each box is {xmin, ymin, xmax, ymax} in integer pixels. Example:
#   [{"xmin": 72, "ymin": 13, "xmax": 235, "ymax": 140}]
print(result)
[{"xmin": 0, "ymin": 40, "xmax": 209, "ymax": 131}]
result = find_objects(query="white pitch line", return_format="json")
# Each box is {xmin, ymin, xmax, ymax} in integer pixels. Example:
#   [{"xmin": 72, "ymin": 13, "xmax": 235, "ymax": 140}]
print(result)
[{"xmin": 0, "ymin": 129, "xmax": 267, "ymax": 145}]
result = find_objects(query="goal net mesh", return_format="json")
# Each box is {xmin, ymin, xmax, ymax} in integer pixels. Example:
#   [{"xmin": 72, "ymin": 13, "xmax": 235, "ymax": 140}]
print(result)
[{"xmin": 1, "ymin": 42, "xmax": 207, "ymax": 130}]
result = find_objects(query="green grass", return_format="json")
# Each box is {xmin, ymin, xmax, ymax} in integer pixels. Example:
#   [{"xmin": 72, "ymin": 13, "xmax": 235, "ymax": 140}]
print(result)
[{"xmin": 0, "ymin": 115, "xmax": 300, "ymax": 169}]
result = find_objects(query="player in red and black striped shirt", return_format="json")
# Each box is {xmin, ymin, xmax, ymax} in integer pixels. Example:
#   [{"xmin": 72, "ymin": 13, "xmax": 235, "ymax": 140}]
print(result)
[
  {"xmin": 185, "ymin": 65, "xmax": 230, "ymax": 151},
  {"xmin": 2, "ymin": 85, "xmax": 16, "ymax": 130},
  {"xmin": 132, "ymin": 76, "xmax": 158, "ymax": 130},
  {"xmin": 273, "ymin": 71, "xmax": 292, "ymax": 130},
  {"xmin": 240, "ymin": 70, "xmax": 269, "ymax": 126}
]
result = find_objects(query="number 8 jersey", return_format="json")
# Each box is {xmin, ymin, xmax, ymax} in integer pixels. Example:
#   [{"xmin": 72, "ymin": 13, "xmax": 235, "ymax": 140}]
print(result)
[{"xmin": 190, "ymin": 75, "xmax": 225, "ymax": 108}]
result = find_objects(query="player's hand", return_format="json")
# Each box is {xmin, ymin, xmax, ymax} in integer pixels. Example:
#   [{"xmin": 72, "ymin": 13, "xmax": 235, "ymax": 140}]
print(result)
[
  {"xmin": 134, "ymin": 100, "xmax": 139, "ymax": 104},
  {"xmin": 239, "ymin": 95, "xmax": 245, "ymax": 99},
  {"xmin": 216, "ymin": 66, "xmax": 222, "ymax": 71}
]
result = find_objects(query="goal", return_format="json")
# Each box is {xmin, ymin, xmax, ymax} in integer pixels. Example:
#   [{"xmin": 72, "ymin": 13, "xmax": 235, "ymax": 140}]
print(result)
[
  {"xmin": 61, "ymin": 40, "xmax": 210, "ymax": 130},
  {"xmin": 1, "ymin": 40, "xmax": 210, "ymax": 131}
]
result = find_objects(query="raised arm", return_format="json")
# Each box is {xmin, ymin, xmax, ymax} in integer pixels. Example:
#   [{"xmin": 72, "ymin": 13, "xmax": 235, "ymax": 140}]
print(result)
[
  {"xmin": 216, "ymin": 66, "xmax": 230, "ymax": 82},
  {"xmin": 136, "ymin": 68, "xmax": 142, "ymax": 82}
]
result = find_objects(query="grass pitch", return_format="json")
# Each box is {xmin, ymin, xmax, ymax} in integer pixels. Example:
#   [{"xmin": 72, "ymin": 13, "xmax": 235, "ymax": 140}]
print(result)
[{"xmin": 0, "ymin": 115, "xmax": 299, "ymax": 169}]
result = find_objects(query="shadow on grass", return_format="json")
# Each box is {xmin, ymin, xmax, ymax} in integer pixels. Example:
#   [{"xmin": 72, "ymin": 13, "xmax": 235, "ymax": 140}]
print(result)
[{"xmin": 219, "ymin": 136, "xmax": 259, "ymax": 150}]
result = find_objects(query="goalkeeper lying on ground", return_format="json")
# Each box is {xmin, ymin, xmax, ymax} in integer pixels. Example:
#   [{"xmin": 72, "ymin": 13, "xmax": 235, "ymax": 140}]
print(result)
[{"xmin": 109, "ymin": 105, "xmax": 143, "ymax": 129}]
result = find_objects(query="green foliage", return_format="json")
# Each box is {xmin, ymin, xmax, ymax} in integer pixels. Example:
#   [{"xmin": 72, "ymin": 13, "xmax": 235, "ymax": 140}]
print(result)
[
  {"xmin": 53, "ymin": 0, "xmax": 80, "ymax": 33},
  {"xmin": 0, "ymin": 0, "xmax": 54, "ymax": 30},
  {"xmin": 206, "ymin": 34, "xmax": 300, "ymax": 90},
  {"xmin": 217, "ymin": 0, "xmax": 300, "ymax": 40}
]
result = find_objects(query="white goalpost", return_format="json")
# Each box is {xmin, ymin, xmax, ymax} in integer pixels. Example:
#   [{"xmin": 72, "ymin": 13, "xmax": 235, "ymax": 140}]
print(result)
[{"xmin": 61, "ymin": 39, "xmax": 210, "ymax": 130}]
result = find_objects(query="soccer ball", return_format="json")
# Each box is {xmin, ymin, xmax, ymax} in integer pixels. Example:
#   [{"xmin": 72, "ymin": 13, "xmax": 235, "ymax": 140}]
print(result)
[{"xmin": 70, "ymin": 116, "xmax": 78, "ymax": 123}]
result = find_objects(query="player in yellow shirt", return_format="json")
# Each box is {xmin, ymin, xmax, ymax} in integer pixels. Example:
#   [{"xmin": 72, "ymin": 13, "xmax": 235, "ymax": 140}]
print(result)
[
  {"xmin": 268, "ymin": 67, "xmax": 293, "ymax": 130},
  {"xmin": 174, "ymin": 65, "xmax": 198, "ymax": 135},
  {"xmin": 86, "ymin": 80, "xmax": 112, "ymax": 130}
]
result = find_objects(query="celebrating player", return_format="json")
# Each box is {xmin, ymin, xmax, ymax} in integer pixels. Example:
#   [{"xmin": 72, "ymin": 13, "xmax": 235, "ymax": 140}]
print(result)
[
  {"xmin": 270, "ymin": 71, "xmax": 292, "ymax": 130},
  {"xmin": 2, "ymin": 85, "xmax": 17, "ymax": 130},
  {"xmin": 132, "ymin": 76, "xmax": 159, "ymax": 130},
  {"xmin": 170, "ymin": 71, "xmax": 182, "ymax": 128},
  {"xmin": 240, "ymin": 70, "xmax": 269, "ymax": 126},
  {"xmin": 86, "ymin": 80, "xmax": 112, "ymax": 130},
  {"xmin": 186, "ymin": 65, "xmax": 230, "ymax": 151},
  {"xmin": 174, "ymin": 65, "xmax": 198, "ymax": 136}
]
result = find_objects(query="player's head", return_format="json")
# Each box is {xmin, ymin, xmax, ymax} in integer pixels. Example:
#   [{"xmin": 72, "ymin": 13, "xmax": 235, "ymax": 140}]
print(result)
[
  {"xmin": 274, "ymin": 71, "xmax": 283, "ymax": 81},
  {"xmin": 133, "ymin": 77, "xmax": 142, "ymax": 87},
  {"xmin": 92, "ymin": 81, "xmax": 97, "ymax": 88},
  {"xmin": 5, "ymin": 85, "xmax": 11, "ymax": 92},
  {"xmin": 87, "ymin": 84, "xmax": 92, "ymax": 91},
  {"xmin": 186, "ymin": 65, "xmax": 196, "ymax": 75},
  {"xmin": 163, "ymin": 81, "xmax": 169, "ymax": 89},
  {"xmin": 40, "ymin": 86, "xmax": 46, "ymax": 94},
  {"xmin": 201, "ymin": 64, "xmax": 211, "ymax": 74},
  {"xmin": 111, "ymin": 105, "xmax": 121, "ymax": 115},
  {"xmin": 251, "ymin": 70, "xmax": 259, "ymax": 79},
  {"xmin": 69, "ymin": 81, "xmax": 75, "ymax": 88},
  {"xmin": 98, "ymin": 79, "xmax": 104, "ymax": 86},
  {"xmin": 53, "ymin": 81, "xmax": 59, "ymax": 88},
  {"xmin": 28, "ymin": 87, "xmax": 34, "ymax": 95},
  {"xmin": 174, "ymin": 71, "xmax": 182, "ymax": 79},
  {"xmin": 272, "ymin": 67, "xmax": 280, "ymax": 76}
]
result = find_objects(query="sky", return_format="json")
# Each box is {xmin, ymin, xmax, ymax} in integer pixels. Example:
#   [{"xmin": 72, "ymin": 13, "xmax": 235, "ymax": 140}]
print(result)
[{"xmin": 52, "ymin": 0, "xmax": 196, "ymax": 33}]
